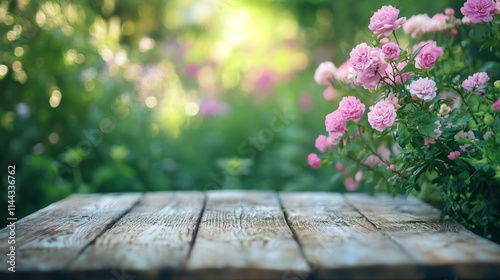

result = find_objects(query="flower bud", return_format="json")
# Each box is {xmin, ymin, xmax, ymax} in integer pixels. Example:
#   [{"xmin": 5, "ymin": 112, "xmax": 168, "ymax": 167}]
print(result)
[
  {"xmin": 484, "ymin": 113, "xmax": 494, "ymax": 126},
  {"xmin": 494, "ymin": 80, "xmax": 500, "ymax": 88}
]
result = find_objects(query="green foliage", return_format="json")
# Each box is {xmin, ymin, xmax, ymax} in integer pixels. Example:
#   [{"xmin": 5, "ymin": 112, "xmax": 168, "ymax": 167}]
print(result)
[{"xmin": 312, "ymin": 7, "xmax": 500, "ymax": 241}]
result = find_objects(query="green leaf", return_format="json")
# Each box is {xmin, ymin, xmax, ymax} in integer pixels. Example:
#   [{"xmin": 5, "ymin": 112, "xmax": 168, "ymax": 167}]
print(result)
[
  {"xmin": 401, "ymin": 63, "xmax": 419, "ymax": 75},
  {"xmin": 458, "ymin": 172, "xmax": 471, "ymax": 185},
  {"xmin": 454, "ymin": 115, "xmax": 472, "ymax": 126},
  {"xmin": 411, "ymin": 44, "xmax": 427, "ymax": 61},
  {"xmin": 417, "ymin": 122, "xmax": 438, "ymax": 137},
  {"xmin": 396, "ymin": 124, "xmax": 412, "ymax": 147}
]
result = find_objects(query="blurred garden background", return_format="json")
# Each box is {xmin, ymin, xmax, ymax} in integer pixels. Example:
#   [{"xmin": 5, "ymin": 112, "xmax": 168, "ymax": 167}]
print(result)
[{"xmin": 1, "ymin": 0, "xmax": 460, "ymax": 225}]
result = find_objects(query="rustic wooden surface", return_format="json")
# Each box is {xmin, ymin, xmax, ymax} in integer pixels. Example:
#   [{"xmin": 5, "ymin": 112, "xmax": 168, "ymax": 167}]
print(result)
[
  {"xmin": 70, "ymin": 192, "xmax": 205, "ymax": 278},
  {"xmin": 1, "ymin": 190, "xmax": 500, "ymax": 280},
  {"xmin": 0, "ymin": 193, "xmax": 141, "ymax": 272},
  {"xmin": 186, "ymin": 190, "xmax": 309, "ymax": 280}
]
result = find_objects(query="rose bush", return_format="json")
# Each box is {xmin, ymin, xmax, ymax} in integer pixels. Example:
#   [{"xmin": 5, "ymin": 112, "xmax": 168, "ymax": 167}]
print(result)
[{"xmin": 309, "ymin": 1, "xmax": 500, "ymax": 241}]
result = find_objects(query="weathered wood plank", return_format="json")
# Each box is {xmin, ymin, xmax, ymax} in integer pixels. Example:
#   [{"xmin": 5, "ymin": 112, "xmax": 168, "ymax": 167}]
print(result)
[
  {"xmin": 0, "ymin": 193, "xmax": 142, "ymax": 272},
  {"xmin": 279, "ymin": 192, "xmax": 418, "ymax": 280},
  {"xmin": 186, "ymin": 190, "xmax": 309, "ymax": 280},
  {"xmin": 2, "ymin": 191, "xmax": 499, "ymax": 280},
  {"xmin": 68, "ymin": 191, "xmax": 205, "ymax": 278},
  {"xmin": 345, "ymin": 193, "xmax": 500, "ymax": 279}
]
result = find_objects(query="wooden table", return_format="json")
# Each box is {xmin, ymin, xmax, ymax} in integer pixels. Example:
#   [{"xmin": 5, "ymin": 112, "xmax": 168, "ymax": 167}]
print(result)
[{"xmin": 1, "ymin": 190, "xmax": 500, "ymax": 279}]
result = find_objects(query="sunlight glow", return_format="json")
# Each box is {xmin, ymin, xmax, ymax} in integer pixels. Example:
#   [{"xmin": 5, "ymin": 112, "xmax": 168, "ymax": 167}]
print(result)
[
  {"xmin": 145, "ymin": 96, "xmax": 158, "ymax": 108},
  {"xmin": 49, "ymin": 90, "xmax": 62, "ymax": 108},
  {"xmin": 185, "ymin": 102, "xmax": 199, "ymax": 117}
]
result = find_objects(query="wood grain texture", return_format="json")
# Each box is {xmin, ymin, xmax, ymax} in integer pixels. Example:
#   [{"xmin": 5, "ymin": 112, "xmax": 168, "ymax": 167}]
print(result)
[
  {"xmin": 279, "ymin": 192, "xmax": 418, "ymax": 280},
  {"xmin": 2, "ymin": 191, "xmax": 500, "ymax": 280},
  {"xmin": 0, "ymin": 193, "xmax": 141, "ymax": 272},
  {"xmin": 69, "ymin": 191, "xmax": 205, "ymax": 275},
  {"xmin": 186, "ymin": 190, "xmax": 309, "ymax": 280},
  {"xmin": 345, "ymin": 193, "xmax": 500, "ymax": 279}
]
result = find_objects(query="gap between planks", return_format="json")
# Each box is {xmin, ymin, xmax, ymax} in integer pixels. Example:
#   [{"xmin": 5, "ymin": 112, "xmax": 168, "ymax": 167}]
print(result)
[
  {"xmin": 342, "ymin": 194, "xmax": 416, "ymax": 262},
  {"xmin": 276, "ymin": 192, "xmax": 311, "ymax": 269},
  {"xmin": 64, "ymin": 193, "xmax": 146, "ymax": 269},
  {"xmin": 185, "ymin": 192, "xmax": 208, "ymax": 264}
]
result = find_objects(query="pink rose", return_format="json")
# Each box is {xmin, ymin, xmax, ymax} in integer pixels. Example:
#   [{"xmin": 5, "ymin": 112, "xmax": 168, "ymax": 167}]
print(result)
[
  {"xmin": 493, "ymin": 98, "xmax": 500, "ymax": 110},
  {"xmin": 462, "ymin": 72, "xmax": 490, "ymax": 94},
  {"xmin": 315, "ymin": 135, "xmax": 329, "ymax": 153},
  {"xmin": 322, "ymin": 86, "xmax": 336, "ymax": 101},
  {"xmin": 460, "ymin": 0, "xmax": 496, "ymax": 23},
  {"xmin": 367, "ymin": 100, "xmax": 397, "ymax": 132},
  {"xmin": 308, "ymin": 153, "xmax": 321, "ymax": 169},
  {"xmin": 462, "ymin": 16, "xmax": 474, "ymax": 26},
  {"xmin": 335, "ymin": 162, "xmax": 344, "ymax": 171},
  {"xmin": 368, "ymin": 5, "xmax": 406, "ymax": 37},
  {"xmin": 385, "ymin": 92, "xmax": 401, "ymax": 110},
  {"xmin": 379, "ymin": 37, "xmax": 390, "ymax": 45},
  {"xmin": 344, "ymin": 178, "xmax": 359, "ymax": 191},
  {"xmin": 412, "ymin": 40, "xmax": 444, "ymax": 56},
  {"xmin": 344, "ymin": 170, "xmax": 363, "ymax": 191},
  {"xmin": 445, "ymin": 8, "xmax": 455, "ymax": 16},
  {"xmin": 403, "ymin": 14, "xmax": 432, "ymax": 38},
  {"xmin": 325, "ymin": 110, "xmax": 347, "ymax": 139},
  {"xmin": 447, "ymin": 151, "xmax": 461, "ymax": 160},
  {"xmin": 416, "ymin": 50, "xmax": 437, "ymax": 69},
  {"xmin": 350, "ymin": 45, "xmax": 387, "ymax": 89},
  {"xmin": 314, "ymin": 61, "xmax": 336, "ymax": 85},
  {"xmin": 407, "ymin": 78, "xmax": 438, "ymax": 101},
  {"xmin": 413, "ymin": 41, "xmax": 443, "ymax": 69},
  {"xmin": 355, "ymin": 69, "xmax": 385, "ymax": 89},
  {"xmin": 315, "ymin": 135, "xmax": 338, "ymax": 153},
  {"xmin": 338, "ymin": 96, "xmax": 366, "ymax": 122},
  {"xmin": 382, "ymin": 42, "xmax": 400, "ymax": 60},
  {"xmin": 424, "ymin": 13, "xmax": 448, "ymax": 34},
  {"xmin": 350, "ymin": 43, "xmax": 372, "ymax": 72},
  {"xmin": 355, "ymin": 170, "xmax": 363, "ymax": 182}
]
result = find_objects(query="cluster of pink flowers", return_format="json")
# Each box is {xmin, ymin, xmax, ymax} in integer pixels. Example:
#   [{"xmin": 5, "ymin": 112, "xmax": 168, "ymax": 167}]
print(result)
[
  {"xmin": 344, "ymin": 170, "xmax": 363, "ymax": 191},
  {"xmin": 462, "ymin": 72, "xmax": 490, "ymax": 95},
  {"xmin": 325, "ymin": 96, "xmax": 366, "ymax": 139},
  {"xmin": 308, "ymin": 2, "xmax": 499, "ymax": 195},
  {"xmin": 349, "ymin": 43, "xmax": 387, "ymax": 89},
  {"xmin": 404, "ymin": 8, "xmax": 460, "ymax": 38},
  {"xmin": 313, "ymin": 60, "xmax": 353, "ymax": 101},
  {"xmin": 315, "ymin": 135, "xmax": 338, "ymax": 153}
]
